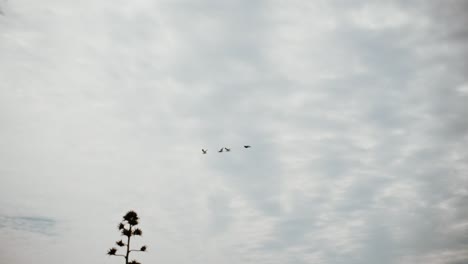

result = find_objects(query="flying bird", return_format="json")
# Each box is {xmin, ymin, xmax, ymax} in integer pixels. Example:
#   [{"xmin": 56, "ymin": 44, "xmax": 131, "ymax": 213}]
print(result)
[
  {"xmin": 224, "ymin": 147, "xmax": 231, "ymax": 152},
  {"xmin": 218, "ymin": 148, "xmax": 224, "ymax": 153},
  {"xmin": 244, "ymin": 145, "xmax": 251, "ymax": 148},
  {"xmin": 202, "ymin": 149, "xmax": 207, "ymax": 154}
]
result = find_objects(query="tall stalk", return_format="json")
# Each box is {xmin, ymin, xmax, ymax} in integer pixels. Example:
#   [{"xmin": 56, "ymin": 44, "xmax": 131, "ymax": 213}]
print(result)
[{"xmin": 107, "ymin": 211, "xmax": 147, "ymax": 264}]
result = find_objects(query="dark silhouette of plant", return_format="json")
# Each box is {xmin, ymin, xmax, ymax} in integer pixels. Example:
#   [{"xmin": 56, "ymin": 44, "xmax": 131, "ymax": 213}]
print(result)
[{"xmin": 107, "ymin": 211, "xmax": 147, "ymax": 264}]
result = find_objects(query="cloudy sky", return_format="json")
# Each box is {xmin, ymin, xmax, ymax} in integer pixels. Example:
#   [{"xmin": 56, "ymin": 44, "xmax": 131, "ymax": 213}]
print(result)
[{"xmin": 1, "ymin": 0, "xmax": 468, "ymax": 263}]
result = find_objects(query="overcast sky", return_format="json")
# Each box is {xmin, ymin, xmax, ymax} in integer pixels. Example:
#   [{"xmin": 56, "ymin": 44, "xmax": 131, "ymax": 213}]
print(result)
[{"xmin": 1, "ymin": 0, "xmax": 468, "ymax": 264}]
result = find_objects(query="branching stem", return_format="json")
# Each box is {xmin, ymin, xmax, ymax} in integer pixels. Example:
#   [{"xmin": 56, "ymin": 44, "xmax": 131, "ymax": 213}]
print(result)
[{"xmin": 125, "ymin": 224, "xmax": 132, "ymax": 264}]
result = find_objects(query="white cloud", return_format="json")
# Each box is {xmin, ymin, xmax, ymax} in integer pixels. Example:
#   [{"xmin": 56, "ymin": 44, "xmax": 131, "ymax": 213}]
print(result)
[
  {"xmin": 1, "ymin": 0, "xmax": 467, "ymax": 264},
  {"xmin": 348, "ymin": 2, "xmax": 413, "ymax": 30}
]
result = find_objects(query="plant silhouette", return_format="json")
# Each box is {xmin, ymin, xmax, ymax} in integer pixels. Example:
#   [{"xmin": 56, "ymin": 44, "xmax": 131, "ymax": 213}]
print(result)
[{"xmin": 107, "ymin": 211, "xmax": 147, "ymax": 264}]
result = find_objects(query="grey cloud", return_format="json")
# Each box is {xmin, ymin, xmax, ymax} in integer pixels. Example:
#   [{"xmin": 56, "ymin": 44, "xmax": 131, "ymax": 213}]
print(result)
[
  {"xmin": 206, "ymin": 192, "xmax": 232, "ymax": 234},
  {"xmin": 209, "ymin": 142, "xmax": 284, "ymax": 216},
  {"xmin": 1, "ymin": 1, "xmax": 468, "ymax": 264},
  {"xmin": 0, "ymin": 216, "xmax": 56, "ymax": 235}
]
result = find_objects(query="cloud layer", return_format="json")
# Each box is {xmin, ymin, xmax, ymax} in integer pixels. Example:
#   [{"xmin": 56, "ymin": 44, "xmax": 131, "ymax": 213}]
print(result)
[{"xmin": 1, "ymin": 1, "xmax": 467, "ymax": 264}]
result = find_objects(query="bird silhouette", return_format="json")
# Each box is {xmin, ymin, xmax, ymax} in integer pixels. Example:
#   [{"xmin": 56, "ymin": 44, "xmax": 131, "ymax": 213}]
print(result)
[
  {"xmin": 202, "ymin": 149, "xmax": 207, "ymax": 154},
  {"xmin": 218, "ymin": 148, "xmax": 224, "ymax": 153},
  {"xmin": 224, "ymin": 147, "xmax": 231, "ymax": 152},
  {"xmin": 244, "ymin": 145, "xmax": 251, "ymax": 148}
]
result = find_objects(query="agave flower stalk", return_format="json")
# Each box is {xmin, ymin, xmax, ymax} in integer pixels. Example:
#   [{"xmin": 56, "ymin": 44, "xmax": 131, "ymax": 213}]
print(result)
[{"xmin": 107, "ymin": 211, "xmax": 147, "ymax": 264}]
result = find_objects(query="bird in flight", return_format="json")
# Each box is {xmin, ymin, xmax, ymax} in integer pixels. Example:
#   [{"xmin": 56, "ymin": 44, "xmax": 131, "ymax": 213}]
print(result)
[{"xmin": 202, "ymin": 145, "xmax": 251, "ymax": 154}]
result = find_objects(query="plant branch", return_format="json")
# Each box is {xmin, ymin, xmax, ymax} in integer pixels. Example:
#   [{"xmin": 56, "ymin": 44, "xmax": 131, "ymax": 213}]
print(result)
[{"xmin": 125, "ymin": 224, "xmax": 132, "ymax": 264}]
